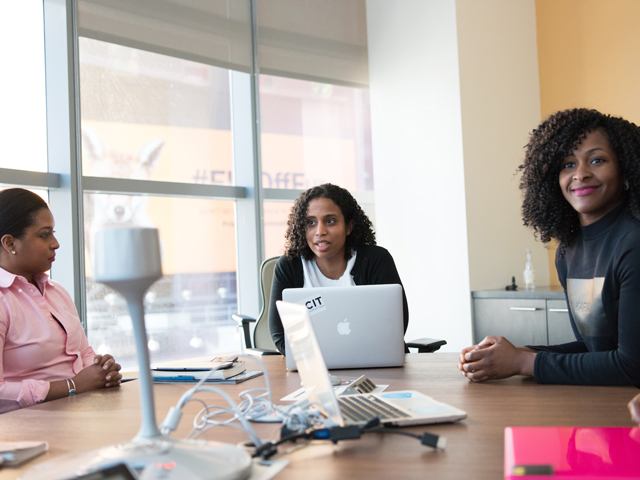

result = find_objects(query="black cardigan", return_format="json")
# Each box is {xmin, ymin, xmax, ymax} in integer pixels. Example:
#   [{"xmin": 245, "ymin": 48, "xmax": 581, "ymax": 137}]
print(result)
[{"xmin": 268, "ymin": 245, "xmax": 409, "ymax": 354}]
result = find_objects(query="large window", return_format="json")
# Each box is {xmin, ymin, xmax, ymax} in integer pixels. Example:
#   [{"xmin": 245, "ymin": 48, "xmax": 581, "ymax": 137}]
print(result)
[
  {"xmin": 79, "ymin": 38, "xmax": 234, "ymax": 185},
  {"xmin": 1, "ymin": 0, "xmax": 372, "ymax": 369},
  {"xmin": 264, "ymin": 201, "xmax": 293, "ymax": 259},
  {"xmin": 85, "ymin": 195, "xmax": 238, "ymax": 365},
  {"xmin": 259, "ymin": 75, "xmax": 375, "ymax": 257},
  {"xmin": 78, "ymin": 39, "xmax": 242, "ymax": 367},
  {"xmin": 260, "ymin": 75, "xmax": 374, "ymax": 192},
  {"xmin": 256, "ymin": 0, "xmax": 373, "ymax": 254}
]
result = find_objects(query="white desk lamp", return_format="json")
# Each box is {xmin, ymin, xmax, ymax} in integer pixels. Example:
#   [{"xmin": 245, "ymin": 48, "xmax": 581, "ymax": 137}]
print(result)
[{"xmin": 22, "ymin": 228, "xmax": 251, "ymax": 480}]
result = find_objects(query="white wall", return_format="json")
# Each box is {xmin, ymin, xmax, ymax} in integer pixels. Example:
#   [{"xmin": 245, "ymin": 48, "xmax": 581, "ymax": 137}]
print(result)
[
  {"xmin": 366, "ymin": 0, "xmax": 472, "ymax": 351},
  {"xmin": 366, "ymin": 0, "xmax": 545, "ymax": 351},
  {"xmin": 456, "ymin": 0, "xmax": 548, "ymax": 292}
]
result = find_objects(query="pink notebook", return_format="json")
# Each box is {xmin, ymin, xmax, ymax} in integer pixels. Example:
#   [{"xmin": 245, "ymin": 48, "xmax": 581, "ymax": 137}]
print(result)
[{"xmin": 504, "ymin": 427, "xmax": 640, "ymax": 479}]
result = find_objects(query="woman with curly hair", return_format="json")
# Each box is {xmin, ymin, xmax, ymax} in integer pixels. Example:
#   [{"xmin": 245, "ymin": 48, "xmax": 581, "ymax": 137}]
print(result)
[
  {"xmin": 458, "ymin": 108, "xmax": 640, "ymax": 386},
  {"xmin": 269, "ymin": 183, "xmax": 408, "ymax": 354}
]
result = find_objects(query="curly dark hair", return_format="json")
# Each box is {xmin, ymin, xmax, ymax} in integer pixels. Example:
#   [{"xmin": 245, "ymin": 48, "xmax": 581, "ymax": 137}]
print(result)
[
  {"xmin": 519, "ymin": 108, "xmax": 640, "ymax": 247},
  {"xmin": 284, "ymin": 183, "xmax": 376, "ymax": 260}
]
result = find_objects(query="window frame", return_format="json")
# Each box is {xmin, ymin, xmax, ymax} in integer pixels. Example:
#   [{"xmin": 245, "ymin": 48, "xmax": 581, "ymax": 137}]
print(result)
[{"xmin": 3, "ymin": 0, "xmax": 374, "ymax": 343}]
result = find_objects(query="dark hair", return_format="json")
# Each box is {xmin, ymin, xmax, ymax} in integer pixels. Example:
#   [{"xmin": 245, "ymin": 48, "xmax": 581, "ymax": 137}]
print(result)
[
  {"xmin": 284, "ymin": 183, "xmax": 376, "ymax": 260},
  {"xmin": 0, "ymin": 188, "xmax": 49, "ymax": 240},
  {"xmin": 519, "ymin": 108, "xmax": 640, "ymax": 247}
]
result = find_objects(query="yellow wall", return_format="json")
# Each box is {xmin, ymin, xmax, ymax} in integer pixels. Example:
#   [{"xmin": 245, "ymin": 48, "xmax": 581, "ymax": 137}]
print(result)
[
  {"xmin": 457, "ymin": 0, "xmax": 548, "ymax": 291},
  {"xmin": 535, "ymin": 0, "xmax": 640, "ymax": 286}
]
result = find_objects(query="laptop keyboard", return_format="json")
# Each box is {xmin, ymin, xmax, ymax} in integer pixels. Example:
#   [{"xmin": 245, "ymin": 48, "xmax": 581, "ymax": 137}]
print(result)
[{"xmin": 338, "ymin": 395, "xmax": 411, "ymax": 424}]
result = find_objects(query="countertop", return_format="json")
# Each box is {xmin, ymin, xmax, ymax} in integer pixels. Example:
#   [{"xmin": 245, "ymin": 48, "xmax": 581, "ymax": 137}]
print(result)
[{"xmin": 471, "ymin": 286, "xmax": 565, "ymax": 300}]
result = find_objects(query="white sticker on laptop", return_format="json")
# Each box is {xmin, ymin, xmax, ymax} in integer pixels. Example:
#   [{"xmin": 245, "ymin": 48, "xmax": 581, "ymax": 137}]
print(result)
[{"xmin": 301, "ymin": 294, "xmax": 327, "ymax": 316}]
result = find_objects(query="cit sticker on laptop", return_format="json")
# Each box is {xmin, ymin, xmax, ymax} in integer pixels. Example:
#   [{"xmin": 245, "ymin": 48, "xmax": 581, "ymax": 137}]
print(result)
[{"xmin": 300, "ymin": 294, "xmax": 327, "ymax": 316}]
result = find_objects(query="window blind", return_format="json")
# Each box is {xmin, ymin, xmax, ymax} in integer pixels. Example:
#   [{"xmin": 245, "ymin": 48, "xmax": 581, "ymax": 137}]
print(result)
[
  {"xmin": 77, "ymin": 0, "xmax": 369, "ymax": 87},
  {"xmin": 257, "ymin": 0, "xmax": 369, "ymax": 88},
  {"xmin": 77, "ymin": 0, "xmax": 253, "ymax": 73}
]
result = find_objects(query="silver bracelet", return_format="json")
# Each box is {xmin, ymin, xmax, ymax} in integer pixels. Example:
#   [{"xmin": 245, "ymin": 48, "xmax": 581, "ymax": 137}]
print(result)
[{"xmin": 66, "ymin": 378, "xmax": 77, "ymax": 396}]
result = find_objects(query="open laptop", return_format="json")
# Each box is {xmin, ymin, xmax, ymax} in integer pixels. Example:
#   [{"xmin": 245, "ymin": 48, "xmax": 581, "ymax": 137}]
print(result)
[
  {"xmin": 282, "ymin": 284, "xmax": 405, "ymax": 370},
  {"xmin": 276, "ymin": 300, "xmax": 467, "ymax": 427}
]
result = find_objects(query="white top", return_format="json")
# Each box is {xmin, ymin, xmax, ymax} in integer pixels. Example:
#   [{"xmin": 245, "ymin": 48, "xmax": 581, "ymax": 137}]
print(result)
[{"xmin": 302, "ymin": 251, "xmax": 358, "ymax": 288}]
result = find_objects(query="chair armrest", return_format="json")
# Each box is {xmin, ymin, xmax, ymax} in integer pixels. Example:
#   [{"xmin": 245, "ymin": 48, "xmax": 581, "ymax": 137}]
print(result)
[
  {"xmin": 232, "ymin": 314, "xmax": 256, "ymax": 325},
  {"xmin": 232, "ymin": 314, "xmax": 256, "ymax": 349},
  {"xmin": 245, "ymin": 348, "xmax": 282, "ymax": 356},
  {"xmin": 406, "ymin": 338, "xmax": 447, "ymax": 353}
]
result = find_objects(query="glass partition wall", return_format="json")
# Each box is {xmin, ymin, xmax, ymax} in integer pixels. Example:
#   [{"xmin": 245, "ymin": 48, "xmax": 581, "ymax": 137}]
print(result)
[{"xmin": 2, "ymin": 0, "xmax": 374, "ymax": 368}]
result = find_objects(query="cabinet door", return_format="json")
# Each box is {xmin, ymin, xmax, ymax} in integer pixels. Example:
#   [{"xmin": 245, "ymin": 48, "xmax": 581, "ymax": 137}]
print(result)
[
  {"xmin": 546, "ymin": 299, "xmax": 576, "ymax": 345},
  {"xmin": 473, "ymin": 299, "xmax": 547, "ymax": 346}
]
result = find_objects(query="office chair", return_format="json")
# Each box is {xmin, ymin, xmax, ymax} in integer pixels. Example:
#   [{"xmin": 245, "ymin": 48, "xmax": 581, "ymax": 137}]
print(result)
[{"xmin": 232, "ymin": 256, "xmax": 281, "ymax": 355}]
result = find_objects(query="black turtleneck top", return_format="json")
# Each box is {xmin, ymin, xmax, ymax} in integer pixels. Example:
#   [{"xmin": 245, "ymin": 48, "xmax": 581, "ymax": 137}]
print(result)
[{"xmin": 531, "ymin": 204, "xmax": 640, "ymax": 386}]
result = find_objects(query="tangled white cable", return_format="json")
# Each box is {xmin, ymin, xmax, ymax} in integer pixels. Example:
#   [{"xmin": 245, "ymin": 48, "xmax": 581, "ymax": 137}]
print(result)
[
  {"xmin": 158, "ymin": 355, "xmax": 326, "ymax": 449},
  {"xmin": 278, "ymin": 400, "xmax": 326, "ymax": 433}
]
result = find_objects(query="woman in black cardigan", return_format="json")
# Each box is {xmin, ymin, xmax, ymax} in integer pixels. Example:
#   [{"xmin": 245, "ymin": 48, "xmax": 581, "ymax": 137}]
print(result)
[{"xmin": 269, "ymin": 183, "xmax": 408, "ymax": 355}]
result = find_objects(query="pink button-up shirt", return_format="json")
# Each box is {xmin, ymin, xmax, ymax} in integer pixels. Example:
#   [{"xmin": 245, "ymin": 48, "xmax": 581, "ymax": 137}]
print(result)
[{"xmin": 0, "ymin": 267, "xmax": 96, "ymax": 413}]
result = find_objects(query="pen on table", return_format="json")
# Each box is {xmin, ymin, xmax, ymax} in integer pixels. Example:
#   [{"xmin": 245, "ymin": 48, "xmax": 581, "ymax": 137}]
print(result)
[{"xmin": 152, "ymin": 376, "xmax": 197, "ymax": 382}]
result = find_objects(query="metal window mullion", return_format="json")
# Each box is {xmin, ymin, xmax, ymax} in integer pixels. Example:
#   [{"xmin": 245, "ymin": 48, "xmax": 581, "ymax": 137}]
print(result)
[
  {"xmin": 0, "ymin": 168, "xmax": 62, "ymax": 189},
  {"xmin": 230, "ymin": 69, "xmax": 262, "ymax": 320},
  {"xmin": 82, "ymin": 177, "xmax": 246, "ymax": 199},
  {"xmin": 264, "ymin": 188, "xmax": 375, "ymax": 206},
  {"xmin": 43, "ymin": 0, "xmax": 87, "ymax": 326},
  {"xmin": 229, "ymin": 0, "xmax": 265, "ymax": 321},
  {"xmin": 262, "ymin": 188, "xmax": 304, "ymax": 201}
]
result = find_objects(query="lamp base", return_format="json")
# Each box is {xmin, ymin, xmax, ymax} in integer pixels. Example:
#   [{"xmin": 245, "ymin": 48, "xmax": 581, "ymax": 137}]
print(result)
[{"xmin": 20, "ymin": 438, "xmax": 252, "ymax": 480}]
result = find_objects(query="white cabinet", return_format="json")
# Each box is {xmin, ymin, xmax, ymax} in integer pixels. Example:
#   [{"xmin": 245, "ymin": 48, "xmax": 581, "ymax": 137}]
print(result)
[
  {"xmin": 472, "ymin": 289, "xmax": 574, "ymax": 346},
  {"xmin": 546, "ymin": 299, "xmax": 576, "ymax": 345},
  {"xmin": 473, "ymin": 299, "xmax": 547, "ymax": 346}
]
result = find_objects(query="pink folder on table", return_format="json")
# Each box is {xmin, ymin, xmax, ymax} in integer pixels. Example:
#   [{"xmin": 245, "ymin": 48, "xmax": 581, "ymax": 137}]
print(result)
[{"xmin": 504, "ymin": 427, "xmax": 640, "ymax": 479}]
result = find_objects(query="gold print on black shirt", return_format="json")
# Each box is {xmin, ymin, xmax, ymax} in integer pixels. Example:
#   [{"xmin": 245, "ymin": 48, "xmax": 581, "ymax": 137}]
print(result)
[{"xmin": 566, "ymin": 278, "xmax": 612, "ymax": 338}]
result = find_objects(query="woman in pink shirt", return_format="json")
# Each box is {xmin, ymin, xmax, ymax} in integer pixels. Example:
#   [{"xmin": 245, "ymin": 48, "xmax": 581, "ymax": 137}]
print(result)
[{"xmin": 0, "ymin": 188, "xmax": 122, "ymax": 413}]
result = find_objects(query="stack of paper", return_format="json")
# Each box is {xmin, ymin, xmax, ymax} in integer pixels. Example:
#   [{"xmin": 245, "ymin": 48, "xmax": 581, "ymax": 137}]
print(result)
[
  {"xmin": 0, "ymin": 441, "xmax": 48, "ymax": 466},
  {"xmin": 151, "ymin": 359, "xmax": 262, "ymax": 384}
]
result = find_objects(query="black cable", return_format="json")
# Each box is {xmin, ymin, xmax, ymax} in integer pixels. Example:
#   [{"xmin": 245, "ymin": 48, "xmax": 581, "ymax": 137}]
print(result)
[
  {"xmin": 363, "ymin": 425, "xmax": 422, "ymax": 440},
  {"xmin": 253, "ymin": 417, "xmax": 445, "ymax": 459},
  {"xmin": 251, "ymin": 432, "xmax": 310, "ymax": 458},
  {"xmin": 363, "ymin": 425, "xmax": 446, "ymax": 449}
]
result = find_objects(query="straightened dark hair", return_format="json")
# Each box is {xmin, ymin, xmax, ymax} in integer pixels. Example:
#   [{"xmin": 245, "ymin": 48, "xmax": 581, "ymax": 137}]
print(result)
[{"xmin": 0, "ymin": 188, "xmax": 49, "ymax": 240}]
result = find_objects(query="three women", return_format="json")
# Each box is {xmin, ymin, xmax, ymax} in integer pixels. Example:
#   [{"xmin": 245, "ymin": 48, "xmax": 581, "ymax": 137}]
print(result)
[{"xmin": 8, "ymin": 107, "xmax": 640, "ymax": 412}]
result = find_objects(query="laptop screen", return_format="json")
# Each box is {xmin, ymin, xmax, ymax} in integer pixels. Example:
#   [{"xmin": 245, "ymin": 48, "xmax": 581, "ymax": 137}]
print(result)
[{"xmin": 276, "ymin": 300, "xmax": 343, "ymax": 426}]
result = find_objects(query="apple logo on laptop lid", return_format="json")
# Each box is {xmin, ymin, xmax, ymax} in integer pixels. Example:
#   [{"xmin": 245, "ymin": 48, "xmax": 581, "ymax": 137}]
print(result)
[{"xmin": 337, "ymin": 319, "xmax": 351, "ymax": 335}]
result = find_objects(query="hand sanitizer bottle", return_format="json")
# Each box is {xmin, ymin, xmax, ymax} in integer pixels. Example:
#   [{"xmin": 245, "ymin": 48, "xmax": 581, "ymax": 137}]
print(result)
[{"xmin": 523, "ymin": 249, "xmax": 535, "ymax": 291}]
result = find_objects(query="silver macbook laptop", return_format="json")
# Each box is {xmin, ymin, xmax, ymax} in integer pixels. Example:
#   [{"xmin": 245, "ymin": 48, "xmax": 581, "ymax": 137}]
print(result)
[
  {"xmin": 276, "ymin": 300, "xmax": 467, "ymax": 427},
  {"xmin": 282, "ymin": 284, "xmax": 405, "ymax": 370}
]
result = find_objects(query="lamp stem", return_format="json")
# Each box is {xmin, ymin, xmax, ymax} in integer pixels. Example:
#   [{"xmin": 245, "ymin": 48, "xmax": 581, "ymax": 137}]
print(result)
[{"xmin": 125, "ymin": 294, "xmax": 162, "ymax": 441}]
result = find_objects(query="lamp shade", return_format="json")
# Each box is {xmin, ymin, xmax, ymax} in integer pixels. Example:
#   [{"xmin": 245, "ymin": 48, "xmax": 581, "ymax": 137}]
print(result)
[{"xmin": 94, "ymin": 227, "xmax": 162, "ymax": 293}]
